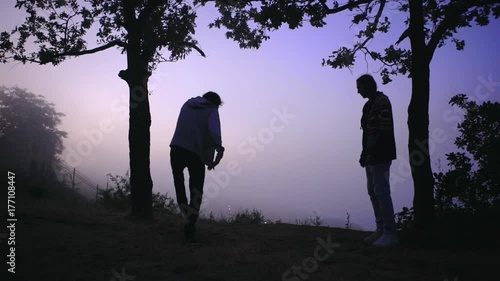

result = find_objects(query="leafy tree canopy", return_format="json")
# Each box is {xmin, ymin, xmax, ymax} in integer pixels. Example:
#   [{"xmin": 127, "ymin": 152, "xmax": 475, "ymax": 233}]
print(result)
[
  {"xmin": 197, "ymin": 0, "xmax": 500, "ymax": 83},
  {"xmin": 434, "ymin": 94, "xmax": 500, "ymax": 212},
  {"xmin": 0, "ymin": 86, "xmax": 67, "ymax": 155},
  {"xmin": 0, "ymin": 0, "xmax": 205, "ymax": 70}
]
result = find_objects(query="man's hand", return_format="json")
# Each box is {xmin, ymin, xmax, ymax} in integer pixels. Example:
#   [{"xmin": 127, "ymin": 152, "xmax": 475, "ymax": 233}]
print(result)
[
  {"xmin": 208, "ymin": 148, "xmax": 224, "ymax": 170},
  {"xmin": 359, "ymin": 153, "xmax": 366, "ymax": 168},
  {"xmin": 365, "ymin": 154, "xmax": 375, "ymax": 166},
  {"xmin": 359, "ymin": 153, "xmax": 375, "ymax": 167}
]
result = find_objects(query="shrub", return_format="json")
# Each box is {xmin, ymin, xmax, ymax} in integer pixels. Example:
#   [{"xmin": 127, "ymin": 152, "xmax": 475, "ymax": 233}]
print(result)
[
  {"xmin": 395, "ymin": 206, "xmax": 414, "ymax": 231},
  {"xmin": 396, "ymin": 95, "xmax": 500, "ymax": 247},
  {"xmin": 152, "ymin": 192, "xmax": 178, "ymax": 216},
  {"xmin": 294, "ymin": 211, "xmax": 327, "ymax": 227},
  {"xmin": 345, "ymin": 211, "xmax": 352, "ymax": 230},
  {"xmin": 97, "ymin": 170, "xmax": 178, "ymax": 216},
  {"xmin": 230, "ymin": 208, "xmax": 265, "ymax": 224},
  {"xmin": 434, "ymin": 94, "xmax": 500, "ymax": 213},
  {"xmin": 201, "ymin": 211, "xmax": 238, "ymax": 224}
]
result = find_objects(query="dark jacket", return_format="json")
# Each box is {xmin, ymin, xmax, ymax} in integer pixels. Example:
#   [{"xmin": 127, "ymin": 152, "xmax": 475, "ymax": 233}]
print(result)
[
  {"xmin": 170, "ymin": 96, "xmax": 224, "ymax": 165},
  {"xmin": 360, "ymin": 91, "xmax": 396, "ymax": 165}
]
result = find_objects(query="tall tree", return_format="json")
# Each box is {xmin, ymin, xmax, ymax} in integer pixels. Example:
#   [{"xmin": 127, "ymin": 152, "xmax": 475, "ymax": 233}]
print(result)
[
  {"xmin": 434, "ymin": 94, "xmax": 500, "ymax": 213},
  {"xmin": 199, "ymin": 0, "xmax": 500, "ymax": 229},
  {"xmin": 0, "ymin": 86, "xmax": 67, "ymax": 171},
  {"xmin": 0, "ymin": 0, "xmax": 206, "ymax": 218}
]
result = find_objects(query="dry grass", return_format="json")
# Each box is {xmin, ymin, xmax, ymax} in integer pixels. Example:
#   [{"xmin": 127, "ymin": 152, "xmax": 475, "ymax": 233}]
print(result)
[{"xmin": 13, "ymin": 191, "xmax": 500, "ymax": 281}]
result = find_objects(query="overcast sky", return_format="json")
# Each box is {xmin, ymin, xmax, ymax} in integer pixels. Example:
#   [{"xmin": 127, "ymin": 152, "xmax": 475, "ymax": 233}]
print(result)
[{"xmin": 1, "ymin": 1, "xmax": 499, "ymax": 230}]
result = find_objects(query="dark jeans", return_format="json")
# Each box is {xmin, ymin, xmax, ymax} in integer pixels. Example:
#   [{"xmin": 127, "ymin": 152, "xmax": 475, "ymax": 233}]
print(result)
[
  {"xmin": 170, "ymin": 145, "xmax": 205, "ymax": 225},
  {"xmin": 366, "ymin": 161, "xmax": 397, "ymax": 234}
]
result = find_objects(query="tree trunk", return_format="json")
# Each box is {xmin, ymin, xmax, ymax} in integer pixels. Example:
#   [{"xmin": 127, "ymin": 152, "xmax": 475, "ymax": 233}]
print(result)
[
  {"xmin": 120, "ymin": 1, "xmax": 153, "ymax": 219},
  {"xmin": 120, "ymin": 55, "xmax": 153, "ymax": 219},
  {"xmin": 129, "ymin": 72, "xmax": 153, "ymax": 219},
  {"xmin": 408, "ymin": 0, "xmax": 435, "ymax": 229}
]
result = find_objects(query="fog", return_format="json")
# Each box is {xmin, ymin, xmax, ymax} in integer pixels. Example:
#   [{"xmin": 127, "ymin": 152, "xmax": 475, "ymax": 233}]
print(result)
[{"xmin": 1, "ymin": 3, "xmax": 499, "ymax": 230}]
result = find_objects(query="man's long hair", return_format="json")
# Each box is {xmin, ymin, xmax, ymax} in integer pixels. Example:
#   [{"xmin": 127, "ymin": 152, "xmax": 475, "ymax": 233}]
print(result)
[{"xmin": 203, "ymin": 91, "xmax": 223, "ymax": 107}]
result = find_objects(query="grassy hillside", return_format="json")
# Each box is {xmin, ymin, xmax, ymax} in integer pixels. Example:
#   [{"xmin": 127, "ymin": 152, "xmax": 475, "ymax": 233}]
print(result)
[{"xmin": 9, "ymin": 186, "xmax": 500, "ymax": 281}]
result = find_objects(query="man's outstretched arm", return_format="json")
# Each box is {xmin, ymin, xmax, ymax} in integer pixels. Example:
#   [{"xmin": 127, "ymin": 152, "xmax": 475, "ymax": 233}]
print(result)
[{"xmin": 208, "ymin": 110, "xmax": 224, "ymax": 170}]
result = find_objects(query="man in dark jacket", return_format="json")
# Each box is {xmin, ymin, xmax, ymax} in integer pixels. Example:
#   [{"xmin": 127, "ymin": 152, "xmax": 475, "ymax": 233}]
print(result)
[
  {"xmin": 357, "ymin": 74, "xmax": 399, "ymax": 247},
  {"xmin": 170, "ymin": 91, "xmax": 224, "ymax": 243}
]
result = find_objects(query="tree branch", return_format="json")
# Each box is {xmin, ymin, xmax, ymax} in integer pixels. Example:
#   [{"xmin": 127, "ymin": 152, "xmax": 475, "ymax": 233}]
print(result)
[
  {"xmin": 352, "ymin": 0, "xmax": 386, "ymax": 52},
  {"xmin": 371, "ymin": 0, "xmax": 386, "ymax": 32},
  {"xmin": 173, "ymin": 41, "xmax": 206, "ymax": 57},
  {"xmin": 427, "ymin": 0, "xmax": 499, "ymax": 61},
  {"xmin": 369, "ymin": 0, "xmax": 387, "ymax": 38},
  {"xmin": 10, "ymin": 40, "xmax": 127, "ymax": 65},
  {"xmin": 396, "ymin": 28, "xmax": 409, "ymax": 45},
  {"xmin": 55, "ymin": 40, "xmax": 127, "ymax": 58},
  {"xmin": 325, "ymin": 0, "xmax": 373, "ymax": 15},
  {"xmin": 426, "ymin": 4, "xmax": 461, "ymax": 60}
]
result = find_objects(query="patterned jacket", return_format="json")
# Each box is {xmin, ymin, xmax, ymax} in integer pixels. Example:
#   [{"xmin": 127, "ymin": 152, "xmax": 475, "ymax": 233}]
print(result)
[{"xmin": 360, "ymin": 91, "xmax": 396, "ymax": 165}]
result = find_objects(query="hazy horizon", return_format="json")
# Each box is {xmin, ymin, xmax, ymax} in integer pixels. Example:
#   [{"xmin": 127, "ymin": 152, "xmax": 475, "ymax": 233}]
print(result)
[{"xmin": 1, "ymin": 2, "xmax": 499, "ymax": 230}]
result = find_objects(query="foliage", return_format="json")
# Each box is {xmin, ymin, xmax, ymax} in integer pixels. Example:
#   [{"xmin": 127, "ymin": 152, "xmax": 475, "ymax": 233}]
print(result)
[
  {"xmin": 309, "ymin": 211, "xmax": 327, "ymax": 227},
  {"xmin": 274, "ymin": 218, "xmax": 283, "ymax": 224},
  {"xmin": 345, "ymin": 211, "xmax": 352, "ymax": 229},
  {"xmin": 0, "ymin": 86, "xmax": 67, "ymax": 156},
  {"xmin": 397, "ymin": 94, "xmax": 500, "ymax": 245},
  {"xmin": 294, "ymin": 211, "xmax": 327, "ymax": 227},
  {"xmin": 0, "ymin": 0, "xmax": 210, "ymax": 219},
  {"xmin": 97, "ymin": 171, "xmax": 178, "ymax": 215},
  {"xmin": 200, "ymin": 209, "xmax": 267, "ymax": 224},
  {"xmin": 0, "ymin": 0, "xmax": 203, "ymax": 70},
  {"xmin": 395, "ymin": 206, "xmax": 414, "ymax": 231},
  {"xmin": 434, "ymin": 94, "xmax": 500, "ymax": 213},
  {"xmin": 200, "ymin": 211, "xmax": 223, "ymax": 224},
  {"xmin": 293, "ymin": 218, "xmax": 311, "ymax": 226},
  {"xmin": 198, "ymin": 0, "xmax": 499, "ymax": 83},
  {"xmin": 200, "ymin": 0, "xmax": 498, "ymax": 229},
  {"xmin": 230, "ymin": 208, "xmax": 266, "ymax": 224},
  {"xmin": 97, "ymin": 171, "xmax": 133, "ymax": 211}
]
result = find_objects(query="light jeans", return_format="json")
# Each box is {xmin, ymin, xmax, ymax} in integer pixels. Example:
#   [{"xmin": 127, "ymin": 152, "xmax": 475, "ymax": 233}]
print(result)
[{"xmin": 366, "ymin": 161, "xmax": 397, "ymax": 234}]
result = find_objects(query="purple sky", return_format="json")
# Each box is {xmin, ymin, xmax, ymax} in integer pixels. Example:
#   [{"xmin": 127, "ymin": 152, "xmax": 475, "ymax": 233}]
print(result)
[{"xmin": 1, "ymin": 2, "xmax": 499, "ymax": 229}]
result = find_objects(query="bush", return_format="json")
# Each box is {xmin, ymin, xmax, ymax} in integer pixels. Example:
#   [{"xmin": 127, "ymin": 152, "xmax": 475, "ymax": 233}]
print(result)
[
  {"xmin": 294, "ymin": 211, "xmax": 328, "ymax": 227},
  {"xmin": 230, "ymin": 208, "xmax": 265, "ymax": 224},
  {"xmin": 396, "ymin": 94, "xmax": 500, "ymax": 247},
  {"xmin": 308, "ymin": 211, "xmax": 327, "ymax": 227},
  {"xmin": 434, "ymin": 94, "xmax": 500, "ymax": 213},
  {"xmin": 395, "ymin": 206, "xmax": 414, "ymax": 232},
  {"xmin": 345, "ymin": 211, "xmax": 352, "ymax": 229},
  {"xmin": 199, "ymin": 209, "xmax": 267, "ymax": 224},
  {"xmin": 97, "ymin": 172, "xmax": 130, "ymax": 211},
  {"xmin": 397, "ymin": 206, "xmax": 500, "ymax": 248},
  {"xmin": 152, "ymin": 192, "xmax": 178, "ymax": 216},
  {"xmin": 97, "ymin": 170, "xmax": 178, "ymax": 216},
  {"xmin": 200, "ymin": 211, "xmax": 231, "ymax": 224}
]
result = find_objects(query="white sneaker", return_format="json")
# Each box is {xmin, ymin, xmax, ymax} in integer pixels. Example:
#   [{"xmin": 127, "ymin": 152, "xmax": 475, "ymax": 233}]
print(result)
[
  {"xmin": 363, "ymin": 229, "xmax": 383, "ymax": 244},
  {"xmin": 372, "ymin": 233, "xmax": 399, "ymax": 248}
]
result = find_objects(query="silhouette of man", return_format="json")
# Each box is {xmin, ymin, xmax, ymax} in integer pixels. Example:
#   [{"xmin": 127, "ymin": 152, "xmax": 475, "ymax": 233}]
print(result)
[
  {"xmin": 170, "ymin": 91, "xmax": 224, "ymax": 243},
  {"xmin": 357, "ymin": 74, "xmax": 399, "ymax": 247}
]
